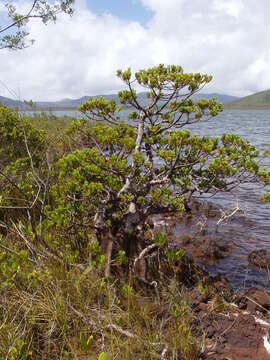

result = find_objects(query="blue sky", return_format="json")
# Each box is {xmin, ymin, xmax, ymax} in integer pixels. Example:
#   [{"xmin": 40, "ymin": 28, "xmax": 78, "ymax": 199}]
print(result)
[{"xmin": 86, "ymin": 0, "xmax": 153, "ymax": 25}]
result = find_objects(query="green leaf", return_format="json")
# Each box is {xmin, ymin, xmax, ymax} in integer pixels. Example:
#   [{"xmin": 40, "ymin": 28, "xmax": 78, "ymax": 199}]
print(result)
[{"xmin": 98, "ymin": 352, "xmax": 108, "ymax": 360}]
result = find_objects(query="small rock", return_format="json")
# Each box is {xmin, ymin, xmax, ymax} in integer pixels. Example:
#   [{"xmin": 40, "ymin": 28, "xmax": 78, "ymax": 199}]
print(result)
[
  {"xmin": 211, "ymin": 274, "xmax": 233, "ymax": 299},
  {"xmin": 192, "ymin": 235, "xmax": 232, "ymax": 262},
  {"xmin": 188, "ymin": 288, "xmax": 205, "ymax": 307},
  {"xmin": 241, "ymin": 288, "xmax": 270, "ymax": 313},
  {"xmin": 248, "ymin": 249, "xmax": 270, "ymax": 269},
  {"xmin": 206, "ymin": 325, "xmax": 215, "ymax": 338},
  {"xmin": 182, "ymin": 233, "xmax": 192, "ymax": 245}
]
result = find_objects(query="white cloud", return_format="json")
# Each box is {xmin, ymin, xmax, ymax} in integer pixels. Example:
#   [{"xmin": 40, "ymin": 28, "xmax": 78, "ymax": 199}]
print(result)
[
  {"xmin": 0, "ymin": 3, "xmax": 153, "ymax": 100},
  {"xmin": 212, "ymin": 0, "xmax": 244, "ymax": 18},
  {"xmin": 140, "ymin": 0, "xmax": 270, "ymax": 97},
  {"xmin": 1, "ymin": 0, "xmax": 270, "ymax": 100}
]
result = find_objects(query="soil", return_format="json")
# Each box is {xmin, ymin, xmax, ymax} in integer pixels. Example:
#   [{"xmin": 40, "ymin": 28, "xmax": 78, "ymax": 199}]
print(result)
[{"xmin": 188, "ymin": 276, "xmax": 270, "ymax": 359}]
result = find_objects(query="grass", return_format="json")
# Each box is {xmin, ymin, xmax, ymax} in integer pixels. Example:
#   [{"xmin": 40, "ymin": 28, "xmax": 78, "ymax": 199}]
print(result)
[{"xmin": 0, "ymin": 249, "xmax": 202, "ymax": 359}]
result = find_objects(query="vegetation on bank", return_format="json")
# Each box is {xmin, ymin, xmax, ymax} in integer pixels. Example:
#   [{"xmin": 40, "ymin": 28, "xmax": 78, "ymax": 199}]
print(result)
[
  {"xmin": 225, "ymin": 88, "xmax": 270, "ymax": 109},
  {"xmin": 1, "ymin": 64, "xmax": 270, "ymax": 359}
]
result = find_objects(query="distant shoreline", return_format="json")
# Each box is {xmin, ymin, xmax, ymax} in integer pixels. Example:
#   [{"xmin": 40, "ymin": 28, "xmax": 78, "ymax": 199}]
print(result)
[
  {"xmin": 19, "ymin": 106, "xmax": 270, "ymax": 112},
  {"xmin": 18, "ymin": 107, "xmax": 79, "ymax": 112},
  {"xmin": 224, "ymin": 104, "xmax": 270, "ymax": 110}
]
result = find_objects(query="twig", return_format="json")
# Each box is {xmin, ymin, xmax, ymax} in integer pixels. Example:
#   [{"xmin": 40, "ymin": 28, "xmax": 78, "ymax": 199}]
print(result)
[
  {"xmin": 134, "ymin": 243, "xmax": 158, "ymax": 287},
  {"xmin": 107, "ymin": 323, "xmax": 138, "ymax": 339},
  {"xmin": 244, "ymin": 296, "xmax": 270, "ymax": 313},
  {"xmin": 11, "ymin": 221, "xmax": 37, "ymax": 260}
]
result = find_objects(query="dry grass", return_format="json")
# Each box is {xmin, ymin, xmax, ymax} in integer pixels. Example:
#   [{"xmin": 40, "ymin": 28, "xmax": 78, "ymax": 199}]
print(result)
[{"xmin": 0, "ymin": 247, "xmax": 203, "ymax": 359}]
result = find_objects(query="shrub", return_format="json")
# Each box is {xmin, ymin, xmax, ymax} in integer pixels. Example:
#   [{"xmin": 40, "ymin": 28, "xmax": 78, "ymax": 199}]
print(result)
[{"xmin": 45, "ymin": 65, "xmax": 270, "ymax": 275}]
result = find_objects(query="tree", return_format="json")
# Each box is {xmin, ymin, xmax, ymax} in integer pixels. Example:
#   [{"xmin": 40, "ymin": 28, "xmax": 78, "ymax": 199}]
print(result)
[
  {"xmin": 47, "ymin": 64, "xmax": 270, "ymax": 276},
  {"xmin": 0, "ymin": 0, "xmax": 74, "ymax": 50},
  {"xmin": 0, "ymin": 107, "xmax": 47, "ymax": 228}
]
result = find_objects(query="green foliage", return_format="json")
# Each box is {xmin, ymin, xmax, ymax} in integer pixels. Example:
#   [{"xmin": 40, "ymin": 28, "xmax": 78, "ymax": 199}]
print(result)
[
  {"xmin": 116, "ymin": 250, "xmax": 128, "ymax": 266},
  {"xmin": 98, "ymin": 352, "xmax": 108, "ymax": 360},
  {"xmin": 166, "ymin": 247, "xmax": 185, "ymax": 263},
  {"xmin": 80, "ymin": 333, "xmax": 94, "ymax": 352},
  {"xmin": 0, "ymin": 106, "xmax": 45, "ymax": 166},
  {"xmin": 0, "ymin": 106, "xmax": 47, "ymax": 225},
  {"xmin": 122, "ymin": 284, "xmax": 133, "ymax": 299},
  {"xmin": 45, "ymin": 123, "xmax": 137, "ymax": 235},
  {"xmin": 264, "ymin": 189, "xmax": 270, "ymax": 202},
  {"xmin": 88, "ymin": 240, "xmax": 106, "ymax": 269},
  {"xmin": 155, "ymin": 231, "xmax": 167, "ymax": 248}
]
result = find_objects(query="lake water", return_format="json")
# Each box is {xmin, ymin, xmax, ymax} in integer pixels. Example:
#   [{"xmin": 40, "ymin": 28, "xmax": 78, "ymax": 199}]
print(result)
[
  {"xmin": 181, "ymin": 110, "xmax": 270, "ymax": 291},
  {"xmin": 30, "ymin": 109, "xmax": 270, "ymax": 290}
]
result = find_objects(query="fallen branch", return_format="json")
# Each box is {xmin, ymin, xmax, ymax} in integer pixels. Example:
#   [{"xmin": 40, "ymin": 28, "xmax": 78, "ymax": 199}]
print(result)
[{"xmin": 216, "ymin": 200, "xmax": 241, "ymax": 227}]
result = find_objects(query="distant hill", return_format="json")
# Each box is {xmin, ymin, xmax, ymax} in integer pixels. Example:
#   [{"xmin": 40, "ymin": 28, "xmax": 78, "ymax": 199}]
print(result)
[
  {"xmin": 0, "ymin": 96, "xmax": 24, "ymax": 108},
  {"xmin": 0, "ymin": 92, "xmax": 238, "ymax": 110},
  {"xmin": 226, "ymin": 89, "xmax": 270, "ymax": 109}
]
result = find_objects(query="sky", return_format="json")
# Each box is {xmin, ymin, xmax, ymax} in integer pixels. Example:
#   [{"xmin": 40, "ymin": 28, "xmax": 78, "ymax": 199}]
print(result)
[{"xmin": 0, "ymin": 0, "xmax": 270, "ymax": 101}]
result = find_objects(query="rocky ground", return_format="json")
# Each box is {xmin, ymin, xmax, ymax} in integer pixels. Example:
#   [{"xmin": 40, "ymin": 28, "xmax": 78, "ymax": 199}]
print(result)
[
  {"xmin": 152, "ymin": 200, "xmax": 270, "ymax": 359},
  {"xmin": 189, "ymin": 278, "xmax": 270, "ymax": 359}
]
